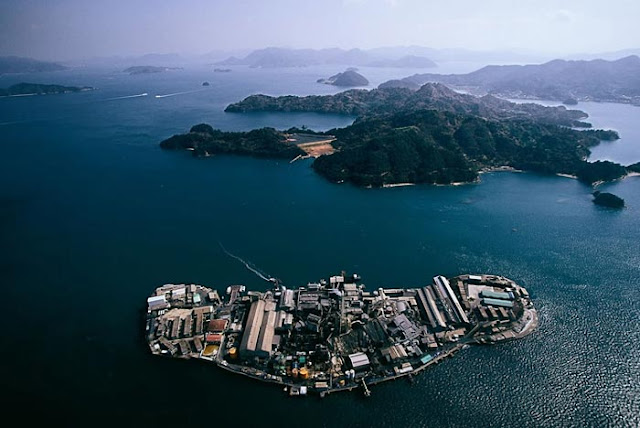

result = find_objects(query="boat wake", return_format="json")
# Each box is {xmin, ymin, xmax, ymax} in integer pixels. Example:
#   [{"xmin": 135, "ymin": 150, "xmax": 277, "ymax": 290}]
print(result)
[
  {"xmin": 218, "ymin": 242, "xmax": 274, "ymax": 283},
  {"xmin": 105, "ymin": 93, "xmax": 148, "ymax": 101},
  {"xmin": 154, "ymin": 89, "xmax": 206, "ymax": 98}
]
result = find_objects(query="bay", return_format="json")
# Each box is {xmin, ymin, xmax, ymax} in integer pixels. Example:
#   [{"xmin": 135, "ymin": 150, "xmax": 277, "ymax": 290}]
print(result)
[{"xmin": 1, "ymin": 65, "xmax": 639, "ymax": 427}]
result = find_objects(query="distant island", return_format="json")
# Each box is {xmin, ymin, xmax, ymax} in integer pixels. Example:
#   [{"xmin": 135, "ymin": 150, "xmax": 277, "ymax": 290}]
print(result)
[
  {"xmin": 0, "ymin": 82, "xmax": 94, "ymax": 97},
  {"xmin": 592, "ymin": 191, "xmax": 625, "ymax": 208},
  {"xmin": 367, "ymin": 55, "xmax": 437, "ymax": 68},
  {"xmin": 160, "ymin": 82, "xmax": 636, "ymax": 187},
  {"xmin": 215, "ymin": 47, "xmax": 437, "ymax": 69},
  {"xmin": 0, "ymin": 56, "xmax": 66, "ymax": 74},
  {"xmin": 379, "ymin": 56, "xmax": 640, "ymax": 105},
  {"xmin": 123, "ymin": 65, "xmax": 183, "ymax": 75},
  {"xmin": 213, "ymin": 68, "xmax": 232, "ymax": 73},
  {"xmin": 317, "ymin": 70, "xmax": 369, "ymax": 87}
]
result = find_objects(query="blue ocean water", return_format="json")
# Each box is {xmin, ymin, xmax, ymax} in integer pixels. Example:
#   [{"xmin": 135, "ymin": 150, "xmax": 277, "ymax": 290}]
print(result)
[{"xmin": 1, "ymin": 66, "xmax": 639, "ymax": 427}]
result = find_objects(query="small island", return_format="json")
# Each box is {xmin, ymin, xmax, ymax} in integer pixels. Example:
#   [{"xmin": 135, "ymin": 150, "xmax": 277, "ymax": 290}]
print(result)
[
  {"xmin": 123, "ymin": 65, "xmax": 183, "ymax": 75},
  {"xmin": 592, "ymin": 191, "xmax": 625, "ymax": 208},
  {"xmin": 0, "ymin": 82, "xmax": 94, "ymax": 97},
  {"xmin": 317, "ymin": 70, "xmax": 369, "ymax": 87},
  {"xmin": 145, "ymin": 272, "xmax": 537, "ymax": 396}
]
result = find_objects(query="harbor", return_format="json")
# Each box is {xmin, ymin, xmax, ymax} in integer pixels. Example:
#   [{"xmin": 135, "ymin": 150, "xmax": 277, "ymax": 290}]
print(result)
[{"xmin": 145, "ymin": 272, "xmax": 537, "ymax": 396}]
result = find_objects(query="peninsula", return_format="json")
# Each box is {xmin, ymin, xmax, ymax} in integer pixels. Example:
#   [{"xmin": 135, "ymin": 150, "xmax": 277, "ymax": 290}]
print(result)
[
  {"xmin": 0, "ymin": 82, "xmax": 94, "ymax": 97},
  {"xmin": 162, "ymin": 83, "xmax": 629, "ymax": 187},
  {"xmin": 145, "ymin": 272, "xmax": 537, "ymax": 396}
]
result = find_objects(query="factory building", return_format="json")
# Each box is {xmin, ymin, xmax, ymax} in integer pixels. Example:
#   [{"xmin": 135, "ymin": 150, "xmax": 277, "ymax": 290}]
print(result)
[
  {"xmin": 482, "ymin": 298, "xmax": 514, "ymax": 308},
  {"xmin": 256, "ymin": 309, "xmax": 277, "ymax": 358},
  {"xmin": 480, "ymin": 290, "xmax": 514, "ymax": 300},
  {"xmin": 147, "ymin": 295, "xmax": 168, "ymax": 311},
  {"xmin": 239, "ymin": 299, "xmax": 266, "ymax": 357},
  {"xmin": 434, "ymin": 276, "xmax": 470, "ymax": 325},
  {"xmin": 347, "ymin": 352, "xmax": 371, "ymax": 371},
  {"xmin": 239, "ymin": 298, "xmax": 278, "ymax": 358}
]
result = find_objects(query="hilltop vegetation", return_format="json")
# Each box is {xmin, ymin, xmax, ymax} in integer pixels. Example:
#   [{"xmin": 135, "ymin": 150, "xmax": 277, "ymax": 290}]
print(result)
[{"xmin": 313, "ymin": 110, "xmax": 618, "ymax": 186}]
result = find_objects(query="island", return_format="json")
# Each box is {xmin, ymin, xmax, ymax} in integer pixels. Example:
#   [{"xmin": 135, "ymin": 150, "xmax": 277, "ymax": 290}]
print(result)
[
  {"xmin": 592, "ymin": 191, "xmax": 625, "ymax": 208},
  {"xmin": 162, "ymin": 82, "xmax": 633, "ymax": 187},
  {"xmin": 0, "ymin": 56, "xmax": 66, "ymax": 74},
  {"xmin": 379, "ymin": 56, "xmax": 640, "ymax": 105},
  {"xmin": 123, "ymin": 65, "xmax": 183, "ymax": 75},
  {"xmin": 213, "ymin": 68, "xmax": 232, "ymax": 73},
  {"xmin": 225, "ymin": 83, "xmax": 591, "ymax": 128},
  {"xmin": 0, "ymin": 82, "xmax": 94, "ymax": 97},
  {"xmin": 145, "ymin": 272, "xmax": 537, "ymax": 396},
  {"xmin": 317, "ymin": 70, "xmax": 369, "ymax": 87},
  {"xmin": 202, "ymin": 81, "xmax": 210, "ymax": 86}
]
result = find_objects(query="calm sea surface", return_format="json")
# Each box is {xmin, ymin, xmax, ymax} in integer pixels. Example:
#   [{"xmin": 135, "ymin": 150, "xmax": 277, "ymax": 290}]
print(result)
[{"xmin": 1, "ymin": 65, "xmax": 639, "ymax": 427}]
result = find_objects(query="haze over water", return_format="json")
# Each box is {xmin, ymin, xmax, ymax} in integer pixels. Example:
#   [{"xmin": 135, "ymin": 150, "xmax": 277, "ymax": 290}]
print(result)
[{"xmin": 1, "ymin": 65, "xmax": 639, "ymax": 427}]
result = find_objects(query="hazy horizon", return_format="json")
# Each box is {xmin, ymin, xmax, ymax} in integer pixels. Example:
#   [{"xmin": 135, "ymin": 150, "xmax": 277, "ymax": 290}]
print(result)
[{"xmin": 1, "ymin": 0, "xmax": 639, "ymax": 62}]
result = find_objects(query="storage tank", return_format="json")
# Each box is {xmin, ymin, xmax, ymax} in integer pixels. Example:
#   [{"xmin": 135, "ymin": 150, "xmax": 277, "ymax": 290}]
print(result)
[
  {"xmin": 396, "ymin": 301, "xmax": 407, "ymax": 313},
  {"xmin": 299, "ymin": 367, "xmax": 309, "ymax": 380},
  {"xmin": 228, "ymin": 347, "xmax": 237, "ymax": 359}
]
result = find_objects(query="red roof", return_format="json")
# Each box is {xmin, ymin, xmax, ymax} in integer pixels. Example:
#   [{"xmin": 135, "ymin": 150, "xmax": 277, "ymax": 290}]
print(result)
[
  {"xmin": 207, "ymin": 319, "xmax": 228, "ymax": 333},
  {"xmin": 205, "ymin": 333, "xmax": 222, "ymax": 343}
]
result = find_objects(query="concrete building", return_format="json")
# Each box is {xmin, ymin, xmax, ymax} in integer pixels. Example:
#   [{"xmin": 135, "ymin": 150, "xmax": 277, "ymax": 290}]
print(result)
[
  {"xmin": 239, "ymin": 299, "xmax": 266, "ymax": 357},
  {"xmin": 347, "ymin": 352, "xmax": 371, "ymax": 371},
  {"xmin": 434, "ymin": 276, "xmax": 470, "ymax": 324},
  {"xmin": 256, "ymin": 309, "xmax": 277, "ymax": 358}
]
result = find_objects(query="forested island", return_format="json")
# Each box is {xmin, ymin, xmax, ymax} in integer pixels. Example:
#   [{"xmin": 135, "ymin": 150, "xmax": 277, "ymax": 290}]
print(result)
[
  {"xmin": 592, "ymin": 191, "xmax": 625, "ymax": 208},
  {"xmin": 317, "ymin": 70, "xmax": 369, "ymax": 87},
  {"xmin": 0, "ymin": 82, "xmax": 94, "ymax": 97},
  {"xmin": 161, "ymin": 82, "xmax": 633, "ymax": 187},
  {"xmin": 225, "ymin": 83, "xmax": 590, "ymax": 128},
  {"xmin": 380, "ymin": 56, "xmax": 640, "ymax": 105}
]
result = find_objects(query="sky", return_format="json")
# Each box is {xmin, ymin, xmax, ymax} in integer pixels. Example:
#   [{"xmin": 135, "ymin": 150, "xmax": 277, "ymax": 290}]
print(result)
[{"xmin": 0, "ymin": 0, "xmax": 638, "ymax": 61}]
